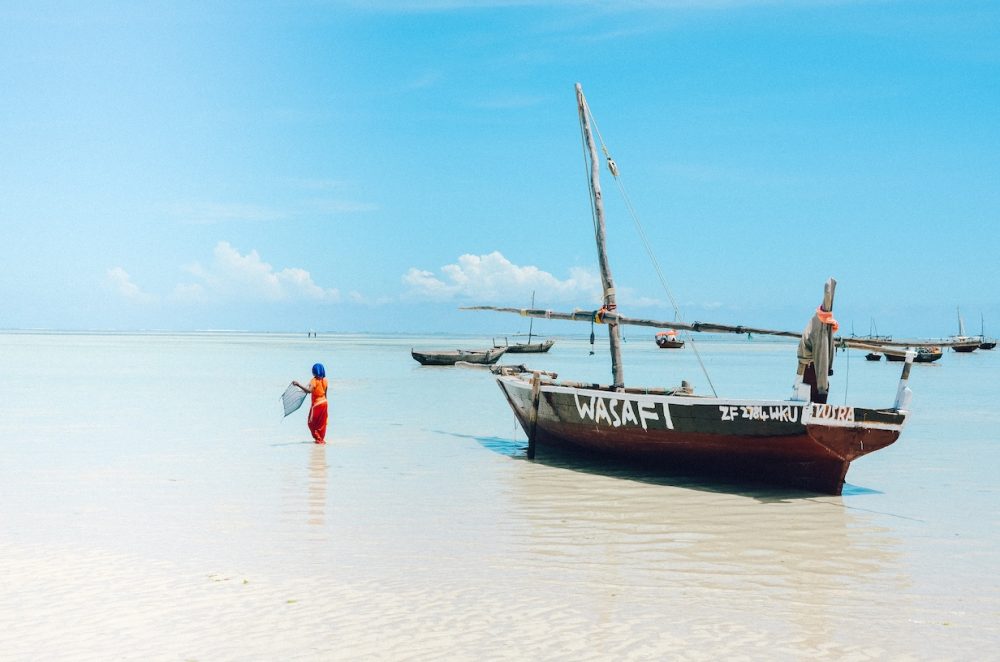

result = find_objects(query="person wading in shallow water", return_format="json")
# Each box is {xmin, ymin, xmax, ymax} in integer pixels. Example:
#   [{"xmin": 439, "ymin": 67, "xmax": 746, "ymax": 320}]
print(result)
[{"xmin": 293, "ymin": 363, "xmax": 329, "ymax": 444}]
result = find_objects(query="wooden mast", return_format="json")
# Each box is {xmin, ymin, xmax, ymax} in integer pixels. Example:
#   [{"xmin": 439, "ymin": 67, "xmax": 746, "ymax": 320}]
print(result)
[
  {"xmin": 577, "ymin": 83, "xmax": 624, "ymax": 388},
  {"xmin": 526, "ymin": 290, "xmax": 535, "ymax": 345}
]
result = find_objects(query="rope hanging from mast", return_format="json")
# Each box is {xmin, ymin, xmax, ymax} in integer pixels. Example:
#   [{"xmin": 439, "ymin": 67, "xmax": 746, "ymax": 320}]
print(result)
[{"xmin": 585, "ymin": 106, "xmax": 719, "ymax": 396}]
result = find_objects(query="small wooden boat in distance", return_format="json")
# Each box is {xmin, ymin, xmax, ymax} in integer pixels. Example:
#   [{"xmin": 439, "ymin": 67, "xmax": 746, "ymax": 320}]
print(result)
[
  {"xmin": 503, "ymin": 338, "xmax": 555, "ymax": 354},
  {"xmin": 979, "ymin": 314, "xmax": 996, "ymax": 349},
  {"xmin": 885, "ymin": 347, "xmax": 942, "ymax": 363},
  {"xmin": 865, "ymin": 352, "xmax": 882, "ymax": 361},
  {"xmin": 655, "ymin": 330, "xmax": 684, "ymax": 349},
  {"xmin": 495, "ymin": 292, "xmax": 555, "ymax": 353},
  {"xmin": 950, "ymin": 308, "xmax": 978, "ymax": 352},
  {"xmin": 411, "ymin": 347, "xmax": 507, "ymax": 366}
]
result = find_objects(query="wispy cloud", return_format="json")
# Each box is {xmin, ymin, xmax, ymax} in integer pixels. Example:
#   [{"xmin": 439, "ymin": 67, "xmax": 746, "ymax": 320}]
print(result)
[
  {"xmin": 288, "ymin": 178, "xmax": 351, "ymax": 191},
  {"xmin": 470, "ymin": 94, "xmax": 549, "ymax": 110},
  {"xmin": 303, "ymin": 199, "xmax": 381, "ymax": 214},
  {"xmin": 171, "ymin": 202, "xmax": 292, "ymax": 225},
  {"xmin": 170, "ymin": 197, "xmax": 378, "ymax": 225},
  {"xmin": 173, "ymin": 242, "xmax": 340, "ymax": 303},
  {"xmin": 106, "ymin": 267, "xmax": 156, "ymax": 303},
  {"xmin": 402, "ymin": 71, "xmax": 444, "ymax": 91},
  {"xmin": 402, "ymin": 251, "xmax": 601, "ymax": 303}
]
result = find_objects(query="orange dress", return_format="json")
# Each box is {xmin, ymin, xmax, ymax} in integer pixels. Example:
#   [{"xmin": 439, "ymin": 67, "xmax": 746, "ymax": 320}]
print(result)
[{"xmin": 307, "ymin": 377, "xmax": 329, "ymax": 443}]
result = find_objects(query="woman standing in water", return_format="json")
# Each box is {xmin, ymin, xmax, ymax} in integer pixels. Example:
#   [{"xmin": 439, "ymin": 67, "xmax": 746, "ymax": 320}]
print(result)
[{"xmin": 293, "ymin": 363, "xmax": 329, "ymax": 444}]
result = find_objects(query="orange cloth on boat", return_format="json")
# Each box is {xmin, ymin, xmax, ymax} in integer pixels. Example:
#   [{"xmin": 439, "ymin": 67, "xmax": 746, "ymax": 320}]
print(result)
[
  {"xmin": 798, "ymin": 306, "xmax": 837, "ymax": 398},
  {"xmin": 816, "ymin": 307, "xmax": 840, "ymax": 333}
]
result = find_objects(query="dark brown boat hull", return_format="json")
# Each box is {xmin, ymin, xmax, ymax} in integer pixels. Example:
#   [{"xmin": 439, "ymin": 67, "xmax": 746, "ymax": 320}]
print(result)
[
  {"xmin": 412, "ymin": 347, "xmax": 507, "ymax": 366},
  {"xmin": 951, "ymin": 342, "xmax": 979, "ymax": 353},
  {"xmin": 497, "ymin": 376, "xmax": 905, "ymax": 495},
  {"xmin": 885, "ymin": 351, "xmax": 942, "ymax": 363},
  {"xmin": 504, "ymin": 339, "xmax": 555, "ymax": 354}
]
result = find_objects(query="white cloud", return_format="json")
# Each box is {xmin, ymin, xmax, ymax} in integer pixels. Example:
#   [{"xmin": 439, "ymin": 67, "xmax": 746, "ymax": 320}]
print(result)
[
  {"xmin": 174, "ymin": 242, "xmax": 340, "ymax": 303},
  {"xmin": 173, "ymin": 202, "xmax": 291, "ymax": 224},
  {"xmin": 402, "ymin": 71, "xmax": 443, "ymax": 91},
  {"xmin": 106, "ymin": 267, "xmax": 155, "ymax": 303},
  {"xmin": 403, "ymin": 251, "xmax": 601, "ymax": 303}
]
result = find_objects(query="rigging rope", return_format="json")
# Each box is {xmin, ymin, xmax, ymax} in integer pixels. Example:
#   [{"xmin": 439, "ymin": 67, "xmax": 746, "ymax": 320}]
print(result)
[
  {"xmin": 578, "ymin": 102, "xmax": 604, "ymax": 282},
  {"xmin": 586, "ymin": 106, "xmax": 719, "ymax": 397},
  {"xmin": 843, "ymin": 344, "xmax": 851, "ymax": 406}
]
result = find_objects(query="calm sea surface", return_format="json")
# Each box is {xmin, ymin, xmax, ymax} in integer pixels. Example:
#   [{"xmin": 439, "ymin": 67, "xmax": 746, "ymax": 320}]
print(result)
[{"xmin": 1, "ymin": 331, "xmax": 997, "ymax": 659}]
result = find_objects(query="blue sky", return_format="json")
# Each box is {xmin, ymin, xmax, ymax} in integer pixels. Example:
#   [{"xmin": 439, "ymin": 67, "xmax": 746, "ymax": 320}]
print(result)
[{"xmin": 2, "ymin": 1, "xmax": 998, "ymax": 337}]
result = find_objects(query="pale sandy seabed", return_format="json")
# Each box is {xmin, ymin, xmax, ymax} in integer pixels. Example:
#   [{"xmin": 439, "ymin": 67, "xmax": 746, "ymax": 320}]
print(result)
[{"xmin": 1, "ymin": 333, "xmax": 997, "ymax": 660}]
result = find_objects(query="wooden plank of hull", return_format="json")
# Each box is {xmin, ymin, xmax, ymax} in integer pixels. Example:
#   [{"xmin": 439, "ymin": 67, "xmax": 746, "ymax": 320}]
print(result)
[{"xmin": 496, "ymin": 376, "xmax": 904, "ymax": 495}]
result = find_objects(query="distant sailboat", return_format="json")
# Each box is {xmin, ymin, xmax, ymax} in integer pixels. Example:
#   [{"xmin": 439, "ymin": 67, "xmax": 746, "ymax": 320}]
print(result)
[
  {"xmin": 979, "ymin": 314, "xmax": 996, "ymax": 350},
  {"xmin": 951, "ymin": 307, "xmax": 979, "ymax": 352},
  {"xmin": 495, "ymin": 292, "xmax": 555, "ymax": 354}
]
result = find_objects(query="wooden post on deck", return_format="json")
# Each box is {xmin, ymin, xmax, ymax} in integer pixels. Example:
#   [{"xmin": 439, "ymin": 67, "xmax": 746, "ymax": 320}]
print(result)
[
  {"xmin": 526, "ymin": 371, "xmax": 542, "ymax": 459},
  {"xmin": 894, "ymin": 350, "xmax": 915, "ymax": 411}
]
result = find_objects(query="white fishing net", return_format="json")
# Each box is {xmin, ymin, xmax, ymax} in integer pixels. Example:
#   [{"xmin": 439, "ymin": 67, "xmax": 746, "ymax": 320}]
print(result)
[{"xmin": 281, "ymin": 382, "xmax": 308, "ymax": 417}]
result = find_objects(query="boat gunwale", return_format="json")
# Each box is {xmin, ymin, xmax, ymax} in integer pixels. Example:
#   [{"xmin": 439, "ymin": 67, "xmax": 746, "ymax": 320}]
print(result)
[{"xmin": 495, "ymin": 373, "xmax": 909, "ymax": 429}]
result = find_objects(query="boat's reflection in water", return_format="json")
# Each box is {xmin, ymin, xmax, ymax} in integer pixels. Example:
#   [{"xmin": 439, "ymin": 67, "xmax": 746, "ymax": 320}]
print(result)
[{"xmin": 474, "ymin": 433, "xmax": 909, "ymax": 653}]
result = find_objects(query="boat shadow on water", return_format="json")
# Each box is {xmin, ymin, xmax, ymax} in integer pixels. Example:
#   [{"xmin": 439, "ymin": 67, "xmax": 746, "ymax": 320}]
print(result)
[{"xmin": 448, "ymin": 432, "xmax": 879, "ymax": 503}]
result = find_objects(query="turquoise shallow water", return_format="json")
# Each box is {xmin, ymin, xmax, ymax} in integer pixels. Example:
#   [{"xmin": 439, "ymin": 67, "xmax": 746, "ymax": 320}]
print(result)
[{"xmin": 1, "ymin": 331, "xmax": 997, "ymax": 659}]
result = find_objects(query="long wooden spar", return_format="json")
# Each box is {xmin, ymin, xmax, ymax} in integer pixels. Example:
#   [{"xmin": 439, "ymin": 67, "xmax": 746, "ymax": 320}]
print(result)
[{"xmin": 460, "ymin": 305, "xmax": 960, "ymax": 352}]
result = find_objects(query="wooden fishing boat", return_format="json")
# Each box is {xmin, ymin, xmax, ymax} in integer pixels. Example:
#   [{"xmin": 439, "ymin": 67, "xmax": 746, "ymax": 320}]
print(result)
[
  {"xmin": 411, "ymin": 347, "xmax": 507, "ymax": 366},
  {"xmin": 467, "ymin": 84, "xmax": 914, "ymax": 495},
  {"xmin": 885, "ymin": 347, "xmax": 942, "ymax": 363},
  {"xmin": 495, "ymin": 292, "xmax": 555, "ymax": 353},
  {"xmin": 950, "ymin": 308, "xmax": 978, "ymax": 352},
  {"xmin": 865, "ymin": 352, "xmax": 882, "ymax": 361},
  {"xmin": 655, "ymin": 331, "xmax": 684, "ymax": 349},
  {"xmin": 978, "ymin": 314, "xmax": 996, "ymax": 350},
  {"xmin": 503, "ymin": 338, "xmax": 556, "ymax": 354}
]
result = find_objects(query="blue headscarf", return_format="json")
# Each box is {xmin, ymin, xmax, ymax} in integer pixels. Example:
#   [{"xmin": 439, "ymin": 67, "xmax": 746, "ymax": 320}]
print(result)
[{"xmin": 312, "ymin": 363, "xmax": 326, "ymax": 378}]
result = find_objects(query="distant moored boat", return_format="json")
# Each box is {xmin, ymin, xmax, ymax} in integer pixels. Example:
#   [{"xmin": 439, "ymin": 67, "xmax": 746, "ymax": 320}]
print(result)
[
  {"xmin": 885, "ymin": 347, "xmax": 942, "ymax": 363},
  {"xmin": 655, "ymin": 330, "xmax": 685, "ymax": 349},
  {"xmin": 411, "ymin": 347, "xmax": 507, "ymax": 366}
]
